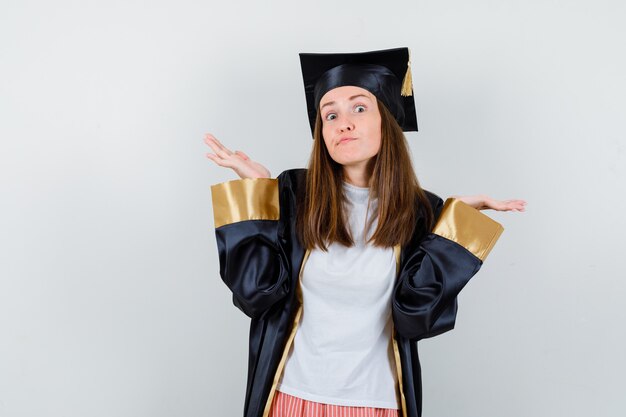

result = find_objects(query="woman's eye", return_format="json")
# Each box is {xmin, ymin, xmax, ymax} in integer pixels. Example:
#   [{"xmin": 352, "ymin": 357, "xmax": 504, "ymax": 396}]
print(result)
[
  {"xmin": 325, "ymin": 113, "xmax": 337, "ymax": 121},
  {"xmin": 355, "ymin": 105, "xmax": 366, "ymax": 113}
]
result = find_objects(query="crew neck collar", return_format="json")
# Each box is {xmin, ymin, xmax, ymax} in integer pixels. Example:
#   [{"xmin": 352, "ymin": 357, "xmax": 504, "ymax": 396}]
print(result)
[{"xmin": 342, "ymin": 181, "xmax": 369, "ymax": 192}]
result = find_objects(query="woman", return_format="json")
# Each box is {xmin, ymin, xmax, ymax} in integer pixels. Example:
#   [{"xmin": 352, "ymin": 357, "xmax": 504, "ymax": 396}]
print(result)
[{"xmin": 205, "ymin": 48, "xmax": 525, "ymax": 417}]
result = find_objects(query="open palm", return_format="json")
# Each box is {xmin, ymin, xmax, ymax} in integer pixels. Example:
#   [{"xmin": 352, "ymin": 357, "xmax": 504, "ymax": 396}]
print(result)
[
  {"xmin": 453, "ymin": 194, "xmax": 527, "ymax": 212},
  {"xmin": 205, "ymin": 133, "xmax": 271, "ymax": 179}
]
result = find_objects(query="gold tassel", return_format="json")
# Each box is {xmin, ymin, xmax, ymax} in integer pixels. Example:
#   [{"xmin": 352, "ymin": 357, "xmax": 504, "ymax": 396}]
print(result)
[{"xmin": 401, "ymin": 50, "xmax": 413, "ymax": 97}]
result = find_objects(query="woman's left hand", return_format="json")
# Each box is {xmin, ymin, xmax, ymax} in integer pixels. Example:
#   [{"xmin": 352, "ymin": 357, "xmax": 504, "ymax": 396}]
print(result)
[{"xmin": 451, "ymin": 195, "xmax": 527, "ymax": 212}]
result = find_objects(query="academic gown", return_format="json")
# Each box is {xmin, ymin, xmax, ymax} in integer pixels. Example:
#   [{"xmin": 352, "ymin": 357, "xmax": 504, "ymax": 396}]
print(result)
[{"xmin": 210, "ymin": 168, "xmax": 504, "ymax": 417}]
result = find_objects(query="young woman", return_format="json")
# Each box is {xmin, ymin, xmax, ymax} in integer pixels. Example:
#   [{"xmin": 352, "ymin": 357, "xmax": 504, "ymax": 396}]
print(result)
[{"xmin": 205, "ymin": 48, "xmax": 525, "ymax": 417}]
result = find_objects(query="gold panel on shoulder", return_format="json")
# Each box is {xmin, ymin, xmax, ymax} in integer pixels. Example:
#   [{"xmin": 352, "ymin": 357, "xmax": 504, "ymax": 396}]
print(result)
[
  {"xmin": 432, "ymin": 198, "xmax": 504, "ymax": 262},
  {"xmin": 211, "ymin": 178, "xmax": 280, "ymax": 228}
]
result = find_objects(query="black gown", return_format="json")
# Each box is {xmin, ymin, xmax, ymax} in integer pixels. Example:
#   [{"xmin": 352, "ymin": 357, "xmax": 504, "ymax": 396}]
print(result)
[{"xmin": 210, "ymin": 168, "xmax": 504, "ymax": 417}]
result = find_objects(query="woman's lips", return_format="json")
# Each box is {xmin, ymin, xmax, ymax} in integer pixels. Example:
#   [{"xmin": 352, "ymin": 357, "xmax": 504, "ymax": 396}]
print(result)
[{"xmin": 338, "ymin": 137, "xmax": 356, "ymax": 145}]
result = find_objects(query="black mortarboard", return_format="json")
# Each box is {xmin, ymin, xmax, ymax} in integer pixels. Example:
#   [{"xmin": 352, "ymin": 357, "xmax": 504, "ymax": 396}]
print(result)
[{"xmin": 299, "ymin": 47, "xmax": 417, "ymax": 136}]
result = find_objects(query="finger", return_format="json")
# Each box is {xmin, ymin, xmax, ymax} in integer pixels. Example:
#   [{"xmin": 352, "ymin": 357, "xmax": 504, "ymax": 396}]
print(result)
[
  {"xmin": 503, "ymin": 203, "xmax": 526, "ymax": 212},
  {"xmin": 509, "ymin": 200, "xmax": 526, "ymax": 208},
  {"xmin": 206, "ymin": 153, "xmax": 223, "ymax": 165},
  {"xmin": 204, "ymin": 136, "xmax": 224, "ymax": 153},
  {"xmin": 204, "ymin": 133, "xmax": 221, "ymax": 148},
  {"xmin": 206, "ymin": 153, "xmax": 225, "ymax": 165},
  {"xmin": 211, "ymin": 144, "xmax": 235, "ymax": 160},
  {"xmin": 207, "ymin": 154, "xmax": 241, "ymax": 170},
  {"xmin": 211, "ymin": 136, "xmax": 230, "ymax": 152},
  {"xmin": 205, "ymin": 142, "xmax": 231, "ymax": 160},
  {"xmin": 235, "ymin": 150, "xmax": 250, "ymax": 160},
  {"xmin": 205, "ymin": 135, "xmax": 234, "ymax": 157}
]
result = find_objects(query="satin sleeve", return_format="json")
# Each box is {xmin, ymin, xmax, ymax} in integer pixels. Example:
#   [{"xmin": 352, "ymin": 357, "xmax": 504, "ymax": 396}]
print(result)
[
  {"xmin": 392, "ymin": 198, "xmax": 504, "ymax": 341},
  {"xmin": 211, "ymin": 177, "xmax": 290, "ymax": 319}
]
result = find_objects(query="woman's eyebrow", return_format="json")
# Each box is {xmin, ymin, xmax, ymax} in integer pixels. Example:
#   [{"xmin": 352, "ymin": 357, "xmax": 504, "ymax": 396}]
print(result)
[{"xmin": 320, "ymin": 94, "xmax": 372, "ymax": 110}]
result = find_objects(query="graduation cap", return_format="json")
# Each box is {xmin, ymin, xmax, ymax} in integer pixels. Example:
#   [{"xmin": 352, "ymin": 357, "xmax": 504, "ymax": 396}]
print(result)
[{"xmin": 299, "ymin": 47, "xmax": 417, "ymax": 136}]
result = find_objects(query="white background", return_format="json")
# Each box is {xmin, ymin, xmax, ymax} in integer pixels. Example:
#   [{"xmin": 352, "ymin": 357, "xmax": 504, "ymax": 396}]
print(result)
[{"xmin": 1, "ymin": 0, "xmax": 625, "ymax": 416}]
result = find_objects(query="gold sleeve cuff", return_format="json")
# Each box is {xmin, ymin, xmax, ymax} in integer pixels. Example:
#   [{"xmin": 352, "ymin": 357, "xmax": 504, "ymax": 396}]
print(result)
[
  {"xmin": 210, "ymin": 178, "xmax": 279, "ymax": 228},
  {"xmin": 432, "ymin": 198, "xmax": 504, "ymax": 262}
]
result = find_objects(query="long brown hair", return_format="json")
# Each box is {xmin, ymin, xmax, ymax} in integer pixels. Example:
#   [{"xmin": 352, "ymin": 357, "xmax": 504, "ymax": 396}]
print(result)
[{"xmin": 297, "ymin": 100, "xmax": 433, "ymax": 251}]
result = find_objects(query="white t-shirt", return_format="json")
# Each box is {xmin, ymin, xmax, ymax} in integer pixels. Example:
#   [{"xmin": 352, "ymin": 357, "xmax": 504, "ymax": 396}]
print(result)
[{"xmin": 277, "ymin": 181, "xmax": 399, "ymax": 409}]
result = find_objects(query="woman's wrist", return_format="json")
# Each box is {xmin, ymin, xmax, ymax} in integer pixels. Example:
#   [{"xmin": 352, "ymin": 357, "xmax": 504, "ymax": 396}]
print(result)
[{"xmin": 450, "ymin": 195, "xmax": 486, "ymax": 210}]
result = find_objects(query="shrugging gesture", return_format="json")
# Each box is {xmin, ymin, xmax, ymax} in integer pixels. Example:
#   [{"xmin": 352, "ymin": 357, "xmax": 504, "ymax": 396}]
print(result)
[
  {"xmin": 205, "ymin": 133, "xmax": 271, "ymax": 179},
  {"xmin": 206, "ymin": 47, "xmax": 527, "ymax": 417}
]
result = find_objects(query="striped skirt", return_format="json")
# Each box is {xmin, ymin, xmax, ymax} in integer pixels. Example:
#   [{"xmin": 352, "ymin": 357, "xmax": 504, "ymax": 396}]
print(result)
[{"xmin": 270, "ymin": 390, "xmax": 399, "ymax": 417}]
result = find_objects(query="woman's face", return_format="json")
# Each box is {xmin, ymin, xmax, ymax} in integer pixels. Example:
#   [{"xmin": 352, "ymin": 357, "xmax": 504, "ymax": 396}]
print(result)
[{"xmin": 319, "ymin": 85, "xmax": 382, "ymax": 170}]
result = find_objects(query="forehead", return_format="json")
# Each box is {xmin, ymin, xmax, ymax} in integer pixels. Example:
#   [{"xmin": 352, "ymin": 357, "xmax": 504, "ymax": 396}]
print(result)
[{"xmin": 319, "ymin": 85, "xmax": 376, "ymax": 106}]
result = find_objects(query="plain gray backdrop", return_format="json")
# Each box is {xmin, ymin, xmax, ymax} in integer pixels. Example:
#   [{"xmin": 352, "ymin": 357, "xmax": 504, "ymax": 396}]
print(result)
[{"xmin": 1, "ymin": 0, "xmax": 625, "ymax": 416}]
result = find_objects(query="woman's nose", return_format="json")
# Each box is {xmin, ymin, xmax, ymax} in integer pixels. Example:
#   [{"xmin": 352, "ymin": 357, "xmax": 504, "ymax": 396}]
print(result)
[{"xmin": 337, "ymin": 115, "xmax": 355, "ymax": 132}]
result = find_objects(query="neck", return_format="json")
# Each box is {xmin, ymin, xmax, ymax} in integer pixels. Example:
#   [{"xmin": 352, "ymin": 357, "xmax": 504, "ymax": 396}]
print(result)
[{"xmin": 342, "ymin": 165, "xmax": 370, "ymax": 188}]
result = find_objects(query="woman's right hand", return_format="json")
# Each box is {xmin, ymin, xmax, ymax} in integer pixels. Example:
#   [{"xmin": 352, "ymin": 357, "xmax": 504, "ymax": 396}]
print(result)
[{"xmin": 204, "ymin": 133, "xmax": 271, "ymax": 179}]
